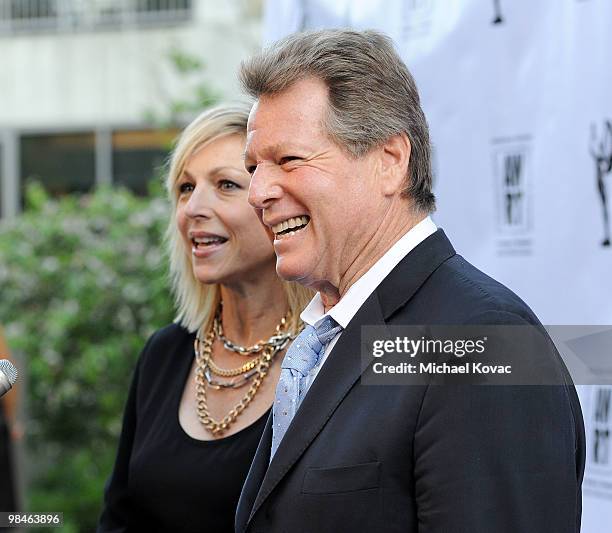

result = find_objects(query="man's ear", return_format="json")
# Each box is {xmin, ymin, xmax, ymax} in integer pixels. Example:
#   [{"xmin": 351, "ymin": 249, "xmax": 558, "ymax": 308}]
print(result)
[{"xmin": 380, "ymin": 132, "xmax": 411, "ymax": 196}]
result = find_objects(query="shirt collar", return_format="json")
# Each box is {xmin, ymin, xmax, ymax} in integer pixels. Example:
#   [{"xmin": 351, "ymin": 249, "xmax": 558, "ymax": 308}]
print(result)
[{"xmin": 300, "ymin": 216, "xmax": 437, "ymax": 329}]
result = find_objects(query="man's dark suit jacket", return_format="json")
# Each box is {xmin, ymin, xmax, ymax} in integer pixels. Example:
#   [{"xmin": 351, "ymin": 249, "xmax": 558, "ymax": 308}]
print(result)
[{"xmin": 236, "ymin": 229, "xmax": 585, "ymax": 533}]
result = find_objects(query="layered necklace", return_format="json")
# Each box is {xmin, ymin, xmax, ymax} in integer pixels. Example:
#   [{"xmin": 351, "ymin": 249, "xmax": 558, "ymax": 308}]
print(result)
[{"xmin": 194, "ymin": 303, "xmax": 295, "ymax": 436}]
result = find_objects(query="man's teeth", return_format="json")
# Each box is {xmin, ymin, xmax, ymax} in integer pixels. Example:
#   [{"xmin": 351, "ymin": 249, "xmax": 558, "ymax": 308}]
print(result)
[{"xmin": 272, "ymin": 215, "xmax": 310, "ymax": 235}]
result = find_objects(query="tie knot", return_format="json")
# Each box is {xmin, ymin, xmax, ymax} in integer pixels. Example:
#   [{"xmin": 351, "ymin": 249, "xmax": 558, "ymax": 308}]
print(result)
[
  {"xmin": 314, "ymin": 315, "xmax": 342, "ymax": 345},
  {"xmin": 281, "ymin": 316, "xmax": 342, "ymax": 376}
]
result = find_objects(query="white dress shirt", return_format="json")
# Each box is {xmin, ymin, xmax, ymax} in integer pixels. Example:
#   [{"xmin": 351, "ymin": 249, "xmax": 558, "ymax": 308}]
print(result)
[{"xmin": 298, "ymin": 216, "xmax": 437, "ymax": 398}]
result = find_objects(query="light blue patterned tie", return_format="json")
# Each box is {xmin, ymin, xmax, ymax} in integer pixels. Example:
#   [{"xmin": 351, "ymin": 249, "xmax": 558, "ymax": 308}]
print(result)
[{"xmin": 271, "ymin": 315, "xmax": 342, "ymax": 459}]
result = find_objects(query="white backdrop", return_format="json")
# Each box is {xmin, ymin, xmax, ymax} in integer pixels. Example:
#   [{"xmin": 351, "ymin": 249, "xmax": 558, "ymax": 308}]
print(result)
[{"xmin": 263, "ymin": 0, "xmax": 612, "ymax": 530}]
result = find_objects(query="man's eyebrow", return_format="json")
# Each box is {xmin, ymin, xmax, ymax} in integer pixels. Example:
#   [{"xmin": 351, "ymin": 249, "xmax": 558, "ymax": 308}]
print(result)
[{"xmin": 243, "ymin": 142, "xmax": 310, "ymax": 161}]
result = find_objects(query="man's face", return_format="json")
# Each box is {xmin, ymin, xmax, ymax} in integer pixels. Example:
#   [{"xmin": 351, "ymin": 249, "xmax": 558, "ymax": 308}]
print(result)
[{"xmin": 245, "ymin": 77, "xmax": 384, "ymax": 292}]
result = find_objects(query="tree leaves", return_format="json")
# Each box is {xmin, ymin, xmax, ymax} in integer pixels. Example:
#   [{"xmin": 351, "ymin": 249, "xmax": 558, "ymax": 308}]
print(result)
[{"xmin": 0, "ymin": 182, "xmax": 175, "ymax": 530}]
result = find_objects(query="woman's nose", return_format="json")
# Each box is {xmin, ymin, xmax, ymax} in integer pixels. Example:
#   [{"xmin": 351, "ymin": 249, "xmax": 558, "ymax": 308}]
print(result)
[{"xmin": 185, "ymin": 185, "xmax": 214, "ymax": 219}]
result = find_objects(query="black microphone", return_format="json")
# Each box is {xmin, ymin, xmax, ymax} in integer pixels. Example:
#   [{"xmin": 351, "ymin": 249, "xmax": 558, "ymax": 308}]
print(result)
[{"xmin": 0, "ymin": 359, "xmax": 18, "ymax": 398}]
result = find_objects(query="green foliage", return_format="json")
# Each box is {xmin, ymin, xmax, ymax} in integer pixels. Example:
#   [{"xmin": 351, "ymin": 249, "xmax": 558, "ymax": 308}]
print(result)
[
  {"xmin": 0, "ymin": 183, "xmax": 175, "ymax": 531},
  {"xmin": 143, "ymin": 46, "xmax": 221, "ymax": 128},
  {"xmin": 168, "ymin": 46, "xmax": 203, "ymax": 74}
]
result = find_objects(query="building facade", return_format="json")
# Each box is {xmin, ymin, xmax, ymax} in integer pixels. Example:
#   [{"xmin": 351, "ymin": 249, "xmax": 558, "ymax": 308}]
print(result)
[{"xmin": 0, "ymin": 0, "xmax": 262, "ymax": 217}]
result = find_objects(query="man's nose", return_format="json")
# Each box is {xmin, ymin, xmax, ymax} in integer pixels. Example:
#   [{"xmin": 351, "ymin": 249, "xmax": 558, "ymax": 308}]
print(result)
[{"xmin": 248, "ymin": 165, "xmax": 283, "ymax": 209}]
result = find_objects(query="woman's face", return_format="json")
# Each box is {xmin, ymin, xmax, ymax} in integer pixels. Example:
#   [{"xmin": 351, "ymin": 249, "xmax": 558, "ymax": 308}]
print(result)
[{"xmin": 175, "ymin": 133, "xmax": 276, "ymax": 286}]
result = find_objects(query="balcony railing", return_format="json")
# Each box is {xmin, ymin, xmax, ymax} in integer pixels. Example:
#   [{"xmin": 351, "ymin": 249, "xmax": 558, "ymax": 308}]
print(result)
[{"xmin": 0, "ymin": 0, "xmax": 192, "ymax": 34}]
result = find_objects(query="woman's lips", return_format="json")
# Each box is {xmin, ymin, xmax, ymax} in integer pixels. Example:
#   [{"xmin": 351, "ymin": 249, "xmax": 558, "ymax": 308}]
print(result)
[{"xmin": 191, "ymin": 236, "xmax": 228, "ymax": 258}]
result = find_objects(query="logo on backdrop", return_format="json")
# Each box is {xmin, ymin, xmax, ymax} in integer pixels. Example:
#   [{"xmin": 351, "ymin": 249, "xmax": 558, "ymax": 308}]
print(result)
[
  {"xmin": 492, "ymin": 135, "xmax": 533, "ymax": 256},
  {"xmin": 584, "ymin": 386, "xmax": 612, "ymax": 500},
  {"xmin": 590, "ymin": 120, "xmax": 612, "ymax": 247},
  {"xmin": 492, "ymin": 0, "xmax": 504, "ymax": 25}
]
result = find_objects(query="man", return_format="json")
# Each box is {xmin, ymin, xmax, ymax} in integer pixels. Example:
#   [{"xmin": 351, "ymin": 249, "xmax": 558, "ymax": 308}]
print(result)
[{"xmin": 238, "ymin": 29, "xmax": 584, "ymax": 532}]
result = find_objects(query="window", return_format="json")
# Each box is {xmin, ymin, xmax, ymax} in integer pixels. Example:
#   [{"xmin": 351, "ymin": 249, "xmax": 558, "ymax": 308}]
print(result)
[
  {"xmin": 136, "ymin": 0, "xmax": 191, "ymax": 13},
  {"xmin": 4, "ymin": 0, "xmax": 57, "ymax": 31},
  {"xmin": 112, "ymin": 129, "xmax": 179, "ymax": 195},
  {"xmin": 0, "ymin": 0, "xmax": 192, "ymax": 34},
  {"xmin": 9, "ymin": 0, "xmax": 56, "ymax": 20},
  {"xmin": 20, "ymin": 133, "xmax": 96, "ymax": 199}
]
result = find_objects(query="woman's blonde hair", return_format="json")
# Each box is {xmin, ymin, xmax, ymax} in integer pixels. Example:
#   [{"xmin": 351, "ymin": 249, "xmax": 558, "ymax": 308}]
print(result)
[{"xmin": 165, "ymin": 103, "xmax": 313, "ymax": 334}]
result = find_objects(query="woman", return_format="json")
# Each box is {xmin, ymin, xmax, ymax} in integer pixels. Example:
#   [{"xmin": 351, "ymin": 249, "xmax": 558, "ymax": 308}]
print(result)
[{"xmin": 98, "ymin": 105, "xmax": 312, "ymax": 532}]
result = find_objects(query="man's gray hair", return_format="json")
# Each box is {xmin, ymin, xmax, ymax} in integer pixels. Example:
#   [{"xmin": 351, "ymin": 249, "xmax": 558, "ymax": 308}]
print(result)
[{"xmin": 240, "ymin": 29, "xmax": 435, "ymax": 213}]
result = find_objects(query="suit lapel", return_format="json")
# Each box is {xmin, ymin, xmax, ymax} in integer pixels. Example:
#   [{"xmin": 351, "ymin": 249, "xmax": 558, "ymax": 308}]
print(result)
[
  {"xmin": 242, "ymin": 229, "xmax": 456, "ymax": 528},
  {"xmin": 376, "ymin": 229, "xmax": 456, "ymax": 319},
  {"xmin": 236, "ymin": 413, "xmax": 272, "ymax": 532},
  {"xmin": 247, "ymin": 287, "xmax": 386, "ymax": 524}
]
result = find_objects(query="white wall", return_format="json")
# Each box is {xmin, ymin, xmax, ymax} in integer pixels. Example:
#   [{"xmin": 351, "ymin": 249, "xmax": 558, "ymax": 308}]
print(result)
[
  {"xmin": 0, "ymin": 0, "xmax": 261, "ymax": 129},
  {"xmin": 263, "ymin": 1, "xmax": 612, "ymax": 531}
]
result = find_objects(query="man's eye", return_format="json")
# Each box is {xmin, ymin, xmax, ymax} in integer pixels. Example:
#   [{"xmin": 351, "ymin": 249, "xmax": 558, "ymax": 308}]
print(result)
[
  {"xmin": 246, "ymin": 165, "xmax": 257, "ymax": 175},
  {"xmin": 279, "ymin": 156, "xmax": 300, "ymax": 165},
  {"xmin": 178, "ymin": 182, "xmax": 194, "ymax": 194},
  {"xmin": 220, "ymin": 180, "xmax": 240, "ymax": 191}
]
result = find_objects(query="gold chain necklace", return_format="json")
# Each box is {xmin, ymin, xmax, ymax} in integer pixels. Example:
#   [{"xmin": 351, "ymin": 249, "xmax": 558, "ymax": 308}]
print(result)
[
  {"xmin": 194, "ymin": 312, "xmax": 293, "ymax": 437},
  {"xmin": 214, "ymin": 303, "xmax": 292, "ymax": 355},
  {"xmin": 207, "ymin": 353, "xmax": 260, "ymax": 377},
  {"xmin": 204, "ymin": 309, "xmax": 292, "ymax": 377}
]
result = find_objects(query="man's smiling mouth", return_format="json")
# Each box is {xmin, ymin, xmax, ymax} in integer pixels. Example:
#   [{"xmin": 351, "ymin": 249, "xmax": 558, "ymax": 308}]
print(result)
[{"xmin": 272, "ymin": 215, "xmax": 311, "ymax": 239}]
